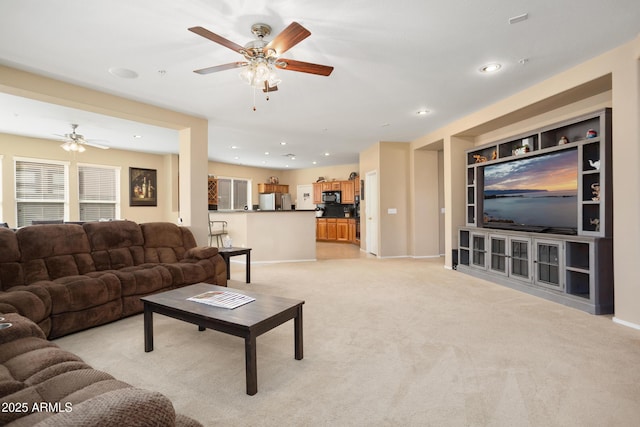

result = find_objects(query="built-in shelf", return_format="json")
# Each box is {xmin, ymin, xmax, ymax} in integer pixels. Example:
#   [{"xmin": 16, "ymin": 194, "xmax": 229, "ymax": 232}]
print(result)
[{"xmin": 457, "ymin": 108, "xmax": 613, "ymax": 315}]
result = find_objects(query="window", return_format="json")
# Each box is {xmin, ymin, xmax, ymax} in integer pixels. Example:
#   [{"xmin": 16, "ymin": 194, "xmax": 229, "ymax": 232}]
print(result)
[
  {"xmin": 78, "ymin": 164, "xmax": 120, "ymax": 221},
  {"xmin": 216, "ymin": 177, "xmax": 251, "ymax": 210},
  {"xmin": 15, "ymin": 158, "xmax": 68, "ymax": 227}
]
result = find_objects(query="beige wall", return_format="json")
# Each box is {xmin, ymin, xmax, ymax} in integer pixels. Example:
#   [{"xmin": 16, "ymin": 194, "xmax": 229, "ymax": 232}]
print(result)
[
  {"xmin": 406, "ymin": 35, "xmax": 640, "ymax": 326},
  {"xmin": 0, "ymin": 65, "xmax": 209, "ymax": 244},
  {"xmin": 0, "ymin": 133, "xmax": 171, "ymax": 226},
  {"xmin": 411, "ymin": 148, "xmax": 441, "ymax": 257}
]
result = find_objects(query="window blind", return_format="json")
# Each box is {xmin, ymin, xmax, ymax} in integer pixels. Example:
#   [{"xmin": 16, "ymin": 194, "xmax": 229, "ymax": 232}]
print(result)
[
  {"xmin": 15, "ymin": 160, "xmax": 67, "ymax": 226},
  {"xmin": 78, "ymin": 165, "xmax": 119, "ymax": 221}
]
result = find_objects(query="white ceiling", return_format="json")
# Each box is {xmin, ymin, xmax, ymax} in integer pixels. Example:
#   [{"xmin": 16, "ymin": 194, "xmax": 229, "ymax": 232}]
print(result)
[{"xmin": 1, "ymin": 0, "xmax": 639, "ymax": 169}]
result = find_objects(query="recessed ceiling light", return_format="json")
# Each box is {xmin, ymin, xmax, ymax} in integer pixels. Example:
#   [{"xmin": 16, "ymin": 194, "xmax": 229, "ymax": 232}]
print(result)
[
  {"xmin": 108, "ymin": 67, "xmax": 138, "ymax": 79},
  {"xmin": 312, "ymin": 161, "xmax": 317, "ymax": 165},
  {"xmin": 234, "ymin": 156, "xmax": 239, "ymax": 160},
  {"xmin": 479, "ymin": 63, "xmax": 502, "ymax": 73},
  {"xmin": 280, "ymin": 141, "xmax": 287, "ymax": 146},
  {"xmin": 324, "ymin": 152, "xmax": 330, "ymax": 156},
  {"xmin": 416, "ymin": 110, "xmax": 431, "ymax": 116},
  {"xmin": 133, "ymin": 134, "xmax": 143, "ymax": 139},
  {"xmin": 264, "ymin": 151, "xmax": 270, "ymax": 155},
  {"xmin": 231, "ymin": 145, "xmax": 238, "ymax": 149}
]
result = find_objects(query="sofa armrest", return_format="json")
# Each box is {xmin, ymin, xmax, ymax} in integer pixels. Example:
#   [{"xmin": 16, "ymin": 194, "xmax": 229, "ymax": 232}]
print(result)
[
  {"xmin": 183, "ymin": 246, "xmax": 218, "ymax": 260},
  {"xmin": 32, "ymin": 388, "xmax": 187, "ymax": 427},
  {"xmin": 0, "ymin": 285, "xmax": 51, "ymax": 325},
  {"xmin": 0, "ymin": 312, "xmax": 46, "ymax": 343}
]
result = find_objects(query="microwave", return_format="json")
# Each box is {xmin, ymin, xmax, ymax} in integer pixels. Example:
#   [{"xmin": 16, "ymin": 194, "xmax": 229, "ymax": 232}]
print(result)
[{"xmin": 322, "ymin": 191, "xmax": 341, "ymax": 204}]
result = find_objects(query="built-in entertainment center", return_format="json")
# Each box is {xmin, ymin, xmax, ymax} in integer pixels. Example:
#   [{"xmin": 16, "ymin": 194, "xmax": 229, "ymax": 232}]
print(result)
[{"xmin": 457, "ymin": 108, "xmax": 613, "ymax": 314}]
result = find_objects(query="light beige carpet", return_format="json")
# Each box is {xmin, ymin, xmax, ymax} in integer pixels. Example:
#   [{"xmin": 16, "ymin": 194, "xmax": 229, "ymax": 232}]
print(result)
[{"xmin": 55, "ymin": 256, "xmax": 640, "ymax": 427}]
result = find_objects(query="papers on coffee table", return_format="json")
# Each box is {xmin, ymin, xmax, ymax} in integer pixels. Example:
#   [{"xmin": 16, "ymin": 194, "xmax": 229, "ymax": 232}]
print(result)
[{"xmin": 187, "ymin": 290, "xmax": 255, "ymax": 309}]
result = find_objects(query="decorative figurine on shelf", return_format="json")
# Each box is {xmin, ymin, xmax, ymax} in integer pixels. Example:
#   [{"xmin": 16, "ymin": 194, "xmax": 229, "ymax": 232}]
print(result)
[
  {"xmin": 591, "ymin": 182, "xmax": 600, "ymax": 201},
  {"xmin": 588, "ymin": 159, "xmax": 601, "ymax": 170},
  {"xmin": 558, "ymin": 136, "xmax": 569, "ymax": 145},
  {"xmin": 491, "ymin": 150, "xmax": 497, "ymax": 160},
  {"xmin": 589, "ymin": 218, "xmax": 600, "ymax": 232},
  {"xmin": 473, "ymin": 154, "xmax": 488, "ymax": 163},
  {"xmin": 268, "ymin": 176, "xmax": 279, "ymax": 184},
  {"xmin": 586, "ymin": 129, "xmax": 598, "ymax": 138}
]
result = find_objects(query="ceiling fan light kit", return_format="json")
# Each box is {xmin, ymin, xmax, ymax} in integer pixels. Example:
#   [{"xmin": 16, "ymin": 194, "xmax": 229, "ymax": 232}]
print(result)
[
  {"xmin": 58, "ymin": 124, "xmax": 109, "ymax": 153},
  {"xmin": 189, "ymin": 21, "xmax": 334, "ymax": 110}
]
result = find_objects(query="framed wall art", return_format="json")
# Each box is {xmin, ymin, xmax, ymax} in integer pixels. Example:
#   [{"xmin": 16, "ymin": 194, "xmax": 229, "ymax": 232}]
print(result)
[{"xmin": 129, "ymin": 167, "xmax": 157, "ymax": 206}]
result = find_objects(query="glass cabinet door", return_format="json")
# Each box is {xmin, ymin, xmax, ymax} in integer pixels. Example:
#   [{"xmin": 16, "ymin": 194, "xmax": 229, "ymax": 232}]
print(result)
[
  {"xmin": 471, "ymin": 233, "xmax": 486, "ymax": 268},
  {"xmin": 535, "ymin": 239, "xmax": 563, "ymax": 290},
  {"xmin": 489, "ymin": 235, "xmax": 507, "ymax": 275},
  {"xmin": 510, "ymin": 238, "xmax": 531, "ymax": 281}
]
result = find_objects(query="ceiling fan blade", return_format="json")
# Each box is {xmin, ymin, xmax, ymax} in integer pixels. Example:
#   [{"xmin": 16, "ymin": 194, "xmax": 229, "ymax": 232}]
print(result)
[
  {"xmin": 194, "ymin": 62, "xmax": 248, "ymax": 75},
  {"xmin": 84, "ymin": 141, "xmax": 110, "ymax": 150},
  {"xmin": 266, "ymin": 22, "xmax": 311, "ymax": 55},
  {"xmin": 262, "ymin": 81, "xmax": 278, "ymax": 93},
  {"xmin": 275, "ymin": 59, "xmax": 334, "ymax": 76},
  {"xmin": 188, "ymin": 26, "xmax": 244, "ymax": 53}
]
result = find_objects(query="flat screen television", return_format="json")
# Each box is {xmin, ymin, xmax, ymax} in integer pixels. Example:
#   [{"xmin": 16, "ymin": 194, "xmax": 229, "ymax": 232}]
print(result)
[{"xmin": 482, "ymin": 148, "xmax": 578, "ymax": 234}]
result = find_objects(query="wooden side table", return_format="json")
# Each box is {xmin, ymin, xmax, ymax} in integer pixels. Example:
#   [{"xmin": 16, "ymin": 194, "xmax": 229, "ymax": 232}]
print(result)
[{"xmin": 218, "ymin": 247, "xmax": 252, "ymax": 283}]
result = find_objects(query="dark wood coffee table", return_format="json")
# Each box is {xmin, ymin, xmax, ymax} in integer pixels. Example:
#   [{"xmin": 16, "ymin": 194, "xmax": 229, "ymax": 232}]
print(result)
[{"xmin": 141, "ymin": 283, "xmax": 304, "ymax": 395}]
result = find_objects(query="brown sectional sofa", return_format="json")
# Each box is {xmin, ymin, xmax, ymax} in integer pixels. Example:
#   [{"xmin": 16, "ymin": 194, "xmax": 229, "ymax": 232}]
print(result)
[
  {"xmin": 0, "ymin": 312, "xmax": 202, "ymax": 426},
  {"xmin": 0, "ymin": 220, "xmax": 226, "ymax": 338},
  {"xmin": 0, "ymin": 220, "xmax": 226, "ymax": 425}
]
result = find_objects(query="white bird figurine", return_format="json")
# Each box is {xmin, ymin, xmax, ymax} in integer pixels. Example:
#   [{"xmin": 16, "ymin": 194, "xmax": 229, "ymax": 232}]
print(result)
[{"xmin": 588, "ymin": 159, "xmax": 600, "ymax": 170}]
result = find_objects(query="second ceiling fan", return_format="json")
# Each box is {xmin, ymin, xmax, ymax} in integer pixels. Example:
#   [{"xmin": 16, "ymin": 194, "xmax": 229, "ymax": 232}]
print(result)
[{"xmin": 188, "ymin": 22, "xmax": 334, "ymax": 93}]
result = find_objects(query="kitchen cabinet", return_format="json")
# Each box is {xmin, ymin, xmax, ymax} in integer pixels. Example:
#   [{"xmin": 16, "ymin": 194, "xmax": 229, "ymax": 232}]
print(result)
[
  {"xmin": 258, "ymin": 183, "xmax": 289, "ymax": 194},
  {"xmin": 336, "ymin": 219, "xmax": 349, "ymax": 241},
  {"xmin": 348, "ymin": 219, "xmax": 357, "ymax": 242},
  {"xmin": 341, "ymin": 181, "xmax": 355, "ymax": 204},
  {"xmin": 313, "ymin": 183, "xmax": 323, "ymax": 204},
  {"xmin": 316, "ymin": 218, "xmax": 327, "ymax": 240},
  {"xmin": 316, "ymin": 218, "xmax": 360, "ymax": 244},
  {"xmin": 326, "ymin": 218, "xmax": 337, "ymax": 240}
]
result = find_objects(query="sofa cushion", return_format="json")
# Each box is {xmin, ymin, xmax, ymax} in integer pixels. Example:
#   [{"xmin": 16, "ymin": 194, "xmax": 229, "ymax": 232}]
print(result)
[
  {"xmin": 0, "ymin": 228, "xmax": 25, "ymax": 291},
  {"xmin": 15, "ymin": 225, "xmax": 95, "ymax": 282},
  {"xmin": 84, "ymin": 220, "xmax": 145, "ymax": 269},
  {"xmin": 141, "ymin": 222, "xmax": 190, "ymax": 263},
  {"xmin": 43, "ymin": 274, "xmax": 121, "ymax": 315}
]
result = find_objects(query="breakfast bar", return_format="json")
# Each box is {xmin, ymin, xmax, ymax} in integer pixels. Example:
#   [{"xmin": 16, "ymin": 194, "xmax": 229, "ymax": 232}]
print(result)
[{"xmin": 209, "ymin": 210, "xmax": 316, "ymax": 263}]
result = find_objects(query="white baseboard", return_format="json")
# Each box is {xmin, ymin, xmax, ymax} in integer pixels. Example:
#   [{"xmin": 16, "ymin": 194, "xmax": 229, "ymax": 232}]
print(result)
[
  {"xmin": 612, "ymin": 317, "xmax": 640, "ymax": 330},
  {"xmin": 248, "ymin": 258, "xmax": 317, "ymax": 265}
]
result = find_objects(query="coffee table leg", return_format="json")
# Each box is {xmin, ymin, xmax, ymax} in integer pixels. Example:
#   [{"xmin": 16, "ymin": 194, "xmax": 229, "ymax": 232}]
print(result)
[
  {"xmin": 294, "ymin": 305, "xmax": 303, "ymax": 360},
  {"xmin": 245, "ymin": 334, "xmax": 258, "ymax": 395},
  {"xmin": 144, "ymin": 305, "xmax": 154, "ymax": 352}
]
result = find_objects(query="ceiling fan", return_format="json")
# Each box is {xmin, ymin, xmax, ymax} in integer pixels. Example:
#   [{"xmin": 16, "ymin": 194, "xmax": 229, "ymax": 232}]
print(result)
[
  {"xmin": 56, "ymin": 124, "xmax": 109, "ymax": 152},
  {"xmin": 188, "ymin": 22, "xmax": 334, "ymax": 93}
]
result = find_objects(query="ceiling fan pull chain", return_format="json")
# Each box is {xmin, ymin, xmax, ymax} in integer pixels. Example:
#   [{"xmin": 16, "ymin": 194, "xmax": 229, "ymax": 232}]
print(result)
[{"xmin": 252, "ymin": 86, "xmax": 257, "ymax": 111}]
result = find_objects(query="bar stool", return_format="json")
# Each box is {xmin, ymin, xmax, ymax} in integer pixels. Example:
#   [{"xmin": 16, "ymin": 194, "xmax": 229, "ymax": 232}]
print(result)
[{"xmin": 208, "ymin": 220, "xmax": 228, "ymax": 247}]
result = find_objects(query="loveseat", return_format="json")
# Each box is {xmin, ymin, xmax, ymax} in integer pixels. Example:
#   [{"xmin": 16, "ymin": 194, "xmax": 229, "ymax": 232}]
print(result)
[
  {"xmin": 0, "ymin": 312, "xmax": 202, "ymax": 426},
  {"xmin": 0, "ymin": 220, "xmax": 227, "ymax": 339}
]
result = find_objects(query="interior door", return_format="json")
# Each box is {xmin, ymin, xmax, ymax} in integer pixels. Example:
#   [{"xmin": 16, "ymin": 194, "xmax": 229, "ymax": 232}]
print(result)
[{"xmin": 365, "ymin": 171, "xmax": 379, "ymax": 255}]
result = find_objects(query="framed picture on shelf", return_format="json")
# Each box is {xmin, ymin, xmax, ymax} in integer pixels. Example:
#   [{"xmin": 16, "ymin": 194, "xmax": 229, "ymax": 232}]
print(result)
[{"xmin": 129, "ymin": 167, "xmax": 157, "ymax": 206}]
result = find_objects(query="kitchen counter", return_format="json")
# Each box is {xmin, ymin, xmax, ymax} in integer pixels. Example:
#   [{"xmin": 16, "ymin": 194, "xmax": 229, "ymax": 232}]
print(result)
[{"xmin": 209, "ymin": 210, "xmax": 316, "ymax": 263}]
